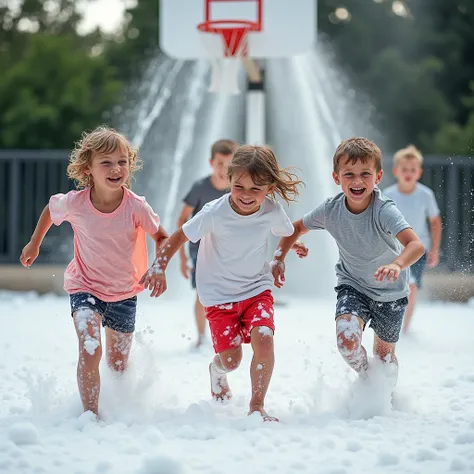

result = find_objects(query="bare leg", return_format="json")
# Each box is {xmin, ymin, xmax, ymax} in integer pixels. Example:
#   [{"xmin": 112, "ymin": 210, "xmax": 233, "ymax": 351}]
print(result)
[
  {"xmin": 336, "ymin": 314, "xmax": 368, "ymax": 373},
  {"xmin": 373, "ymin": 336, "xmax": 398, "ymax": 391},
  {"xmin": 248, "ymin": 326, "xmax": 277, "ymax": 421},
  {"xmin": 402, "ymin": 283, "xmax": 417, "ymax": 334},
  {"xmin": 373, "ymin": 336, "xmax": 397, "ymax": 364},
  {"xmin": 105, "ymin": 328, "xmax": 133, "ymax": 373},
  {"xmin": 73, "ymin": 309, "xmax": 102, "ymax": 416},
  {"xmin": 195, "ymin": 295, "xmax": 206, "ymax": 347},
  {"xmin": 209, "ymin": 346, "xmax": 242, "ymax": 400}
]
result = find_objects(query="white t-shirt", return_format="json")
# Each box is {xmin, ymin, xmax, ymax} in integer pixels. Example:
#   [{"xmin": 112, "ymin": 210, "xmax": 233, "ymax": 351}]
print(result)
[
  {"xmin": 182, "ymin": 193, "xmax": 294, "ymax": 306},
  {"xmin": 383, "ymin": 183, "xmax": 440, "ymax": 251}
]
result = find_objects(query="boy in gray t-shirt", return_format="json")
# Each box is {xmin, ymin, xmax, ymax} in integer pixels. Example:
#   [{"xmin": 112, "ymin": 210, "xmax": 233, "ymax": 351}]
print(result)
[
  {"xmin": 271, "ymin": 137, "xmax": 425, "ymax": 386},
  {"xmin": 383, "ymin": 145, "xmax": 441, "ymax": 334}
]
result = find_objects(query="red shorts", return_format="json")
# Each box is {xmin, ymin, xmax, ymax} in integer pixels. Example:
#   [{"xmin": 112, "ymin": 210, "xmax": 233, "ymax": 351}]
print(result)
[{"xmin": 205, "ymin": 290, "xmax": 275, "ymax": 354}]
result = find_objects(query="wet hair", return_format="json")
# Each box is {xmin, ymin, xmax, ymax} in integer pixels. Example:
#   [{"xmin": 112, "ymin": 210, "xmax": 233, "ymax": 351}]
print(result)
[
  {"xmin": 393, "ymin": 144, "xmax": 423, "ymax": 166},
  {"xmin": 211, "ymin": 139, "xmax": 239, "ymax": 159},
  {"xmin": 67, "ymin": 125, "xmax": 142, "ymax": 189},
  {"xmin": 227, "ymin": 145, "xmax": 304, "ymax": 203},
  {"xmin": 333, "ymin": 137, "xmax": 382, "ymax": 173}
]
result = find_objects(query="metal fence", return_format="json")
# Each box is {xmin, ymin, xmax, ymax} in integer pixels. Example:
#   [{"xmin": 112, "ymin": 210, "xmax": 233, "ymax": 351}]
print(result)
[
  {"xmin": 0, "ymin": 151, "xmax": 473, "ymax": 271},
  {"xmin": 420, "ymin": 155, "xmax": 473, "ymax": 273},
  {"xmin": 0, "ymin": 150, "xmax": 74, "ymax": 264}
]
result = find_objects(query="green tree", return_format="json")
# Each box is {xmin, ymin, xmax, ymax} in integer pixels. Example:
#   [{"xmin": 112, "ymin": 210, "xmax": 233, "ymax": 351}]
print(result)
[
  {"xmin": 0, "ymin": 0, "xmax": 122, "ymax": 149},
  {"xmin": 104, "ymin": 0, "xmax": 160, "ymax": 83},
  {"xmin": 0, "ymin": 34, "xmax": 121, "ymax": 149},
  {"xmin": 433, "ymin": 81, "xmax": 474, "ymax": 154}
]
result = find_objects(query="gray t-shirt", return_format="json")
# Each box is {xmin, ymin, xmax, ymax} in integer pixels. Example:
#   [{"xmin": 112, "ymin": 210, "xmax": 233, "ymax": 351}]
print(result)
[
  {"xmin": 303, "ymin": 187, "xmax": 411, "ymax": 302},
  {"xmin": 183, "ymin": 176, "xmax": 228, "ymax": 258},
  {"xmin": 383, "ymin": 183, "xmax": 440, "ymax": 251}
]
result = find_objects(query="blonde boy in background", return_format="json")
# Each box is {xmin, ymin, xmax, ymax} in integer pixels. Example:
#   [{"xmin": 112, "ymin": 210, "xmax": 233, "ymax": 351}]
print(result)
[{"xmin": 384, "ymin": 145, "xmax": 442, "ymax": 334}]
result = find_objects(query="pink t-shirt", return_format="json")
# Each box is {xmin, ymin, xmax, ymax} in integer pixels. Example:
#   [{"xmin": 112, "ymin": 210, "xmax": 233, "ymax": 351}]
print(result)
[{"xmin": 49, "ymin": 187, "xmax": 160, "ymax": 302}]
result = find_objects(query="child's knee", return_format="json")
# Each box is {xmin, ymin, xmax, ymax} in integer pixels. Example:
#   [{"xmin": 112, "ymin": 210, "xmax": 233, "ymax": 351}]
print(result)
[
  {"xmin": 219, "ymin": 348, "xmax": 242, "ymax": 371},
  {"xmin": 251, "ymin": 326, "xmax": 274, "ymax": 358},
  {"xmin": 74, "ymin": 308, "xmax": 102, "ymax": 361},
  {"xmin": 80, "ymin": 342, "xmax": 102, "ymax": 368},
  {"xmin": 336, "ymin": 315, "xmax": 363, "ymax": 356}
]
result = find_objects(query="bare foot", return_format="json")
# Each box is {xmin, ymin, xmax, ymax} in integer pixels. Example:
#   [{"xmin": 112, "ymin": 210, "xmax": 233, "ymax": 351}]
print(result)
[
  {"xmin": 209, "ymin": 363, "xmax": 232, "ymax": 401},
  {"xmin": 248, "ymin": 406, "xmax": 279, "ymax": 422}
]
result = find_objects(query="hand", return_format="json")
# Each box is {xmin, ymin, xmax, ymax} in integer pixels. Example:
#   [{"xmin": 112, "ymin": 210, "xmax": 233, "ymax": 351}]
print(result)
[
  {"xmin": 180, "ymin": 258, "xmax": 190, "ymax": 279},
  {"xmin": 374, "ymin": 263, "xmax": 401, "ymax": 282},
  {"xmin": 427, "ymin": 250, "xmax": 439, "ymax": 268},
  {"xmin": 20, "ymin": 241, "xmax": 40, "ymax": 267},
  {"xmin": 271, "ymin": 260, "xmax": 286, "ymax": 288},
  {"xmin": 292, "ymin": 240, "xmax": 309, "ymax": 258},
  {"xmin": 139, "ymin": 266, "xmax": 168, "ymax": 297}
]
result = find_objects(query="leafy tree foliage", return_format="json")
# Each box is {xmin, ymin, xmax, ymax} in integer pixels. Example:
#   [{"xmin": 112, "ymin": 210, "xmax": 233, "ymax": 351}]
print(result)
[{"xmin": 0, "ymin": 0, "xmax": 121, "ymax": 149}]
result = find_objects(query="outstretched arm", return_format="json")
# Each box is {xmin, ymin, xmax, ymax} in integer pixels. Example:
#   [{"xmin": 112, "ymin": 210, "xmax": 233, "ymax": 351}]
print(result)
[
  {"xmin": 428, "ymin": 216, "xmax": 441, "ymax": 268},
  {"xmin": 150, "ymin": 226, "xmax": 170, "ymax": 257},
  {"xmin": 20, "ymin": 204, "xmax": 53, "ymax": 267},
  {"xmin": 176, "ymin": 204, "xmax": 194, "ymax": 279},
  {"xmin": 272, "ymin": 219, "xmax": 310, "ymax": 288},
  {"xmin": 139, "ymin": 227, "xmax": 189, "ymax": 297}
]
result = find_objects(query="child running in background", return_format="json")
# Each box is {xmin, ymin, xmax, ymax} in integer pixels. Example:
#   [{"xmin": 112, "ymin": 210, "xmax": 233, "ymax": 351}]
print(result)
[
  {"xmin": 20, "ymin": 126, "xmax": 168, "ymax": 417},
  {"xmin": 177, "ymin": 139, "xmax": 238, "ymax": 348},
  {"xmin": 383, "ymin": 145, "xmax": 441, "ymax": 334},
  {"xmin": 141, "ymin": 145, "xmax": 307, "ymax": 421},
  {"xmin": 271, "ymin": 138, "xmax": 425, "ymax": 389}
]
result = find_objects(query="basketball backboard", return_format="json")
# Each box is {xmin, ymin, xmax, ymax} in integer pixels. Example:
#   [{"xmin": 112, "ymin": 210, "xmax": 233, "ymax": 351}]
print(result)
[{"xmin": 160, "ymin": 0, "xmax": 316, "ymax": 60}]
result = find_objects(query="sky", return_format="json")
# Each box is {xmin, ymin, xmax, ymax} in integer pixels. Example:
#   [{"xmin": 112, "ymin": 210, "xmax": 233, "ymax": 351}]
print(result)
[{"xmin": 78, "ymin": 0, "xmax": 130, "ymax": 34}]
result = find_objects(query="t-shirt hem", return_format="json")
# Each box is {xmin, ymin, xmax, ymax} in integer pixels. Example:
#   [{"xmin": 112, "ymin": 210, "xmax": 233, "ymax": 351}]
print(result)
[
  {"xmin": 391, "ymin": 224, "xmax": 412, "ymax": 237},
  {"xmin": 182, "ymin": 221, "xmax": 200, "ymax": 243},
  {"xmin": 302, "ymin": 214, "xmax": 315, "ymax": 230},
  {"xmin": 65, "ymin": 285, "xmax": 143, "ymax": 303},
  {"xmin": 199, "ymin": 284, "xmax": 273, "ymax": 308}
]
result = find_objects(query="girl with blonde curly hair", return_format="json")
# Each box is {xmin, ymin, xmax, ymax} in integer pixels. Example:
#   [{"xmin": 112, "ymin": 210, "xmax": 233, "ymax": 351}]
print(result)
[{"xmin": 20, "ymin": 125, "xmax": 168, "ymax": 417}]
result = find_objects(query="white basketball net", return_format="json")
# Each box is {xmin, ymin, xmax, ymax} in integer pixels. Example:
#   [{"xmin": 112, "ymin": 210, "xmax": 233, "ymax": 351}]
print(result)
[{"xmin": 198, "ymin": 25, "xmax": 250, "ymax": 94}]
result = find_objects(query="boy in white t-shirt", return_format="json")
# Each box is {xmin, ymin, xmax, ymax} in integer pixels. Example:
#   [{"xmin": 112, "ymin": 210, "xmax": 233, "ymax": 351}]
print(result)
[
  {"xmin": 384, "ymin": 145, "xmax": 441, "ymax": 334},
  {"xmin": 141, "ymin": 145, "xmax": 307, "ymax": 421}
]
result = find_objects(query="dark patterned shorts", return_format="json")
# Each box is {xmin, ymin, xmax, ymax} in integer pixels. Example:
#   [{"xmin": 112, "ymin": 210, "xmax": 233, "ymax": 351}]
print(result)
[
  {"xmin": 70, "ymin": 292, "xmax": 137, "ymax": 333},
  {"xmin": 335, "ymin": 285, "xmax": 408, "ymax": 343}
]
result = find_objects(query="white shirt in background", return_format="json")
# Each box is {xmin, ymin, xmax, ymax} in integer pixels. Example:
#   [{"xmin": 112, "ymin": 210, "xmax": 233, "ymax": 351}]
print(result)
[{"xmin": 383, "ymin": 183, "xmax": 440, "ymax": 251}]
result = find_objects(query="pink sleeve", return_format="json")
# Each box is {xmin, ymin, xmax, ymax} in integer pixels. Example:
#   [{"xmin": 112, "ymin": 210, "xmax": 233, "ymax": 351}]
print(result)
[
  {"xmin": 136, "ymin": 198, "xmax": 161, "ymax": 235},
  {"xmin": 49, "ymin": 193, "xmax": 71, "ymax": 225}
]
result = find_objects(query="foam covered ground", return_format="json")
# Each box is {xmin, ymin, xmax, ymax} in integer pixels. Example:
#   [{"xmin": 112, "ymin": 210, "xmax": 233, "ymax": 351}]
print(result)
[{"xmin": 1, "ymin": 291, "xmax": 473, "ymax": 474}]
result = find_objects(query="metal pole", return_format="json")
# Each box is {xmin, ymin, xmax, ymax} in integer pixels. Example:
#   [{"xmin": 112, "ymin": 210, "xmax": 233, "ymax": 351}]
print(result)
[
  {"xmin": 8, "ymin": 159, "xmax": 20, "ymax": 261},
  {"xmin": 245, "ymin": 60, "xmax": 265, "ymax": 144}
]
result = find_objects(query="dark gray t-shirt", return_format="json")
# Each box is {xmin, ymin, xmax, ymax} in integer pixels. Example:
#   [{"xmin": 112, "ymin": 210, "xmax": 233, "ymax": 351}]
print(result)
[
  {"xmin": 302, "ymin": 188, "xmax": 411, "ymax": 302},
  {"xmin": 183, "ymin": 176, "xmax": 228, "ymax": 258}
]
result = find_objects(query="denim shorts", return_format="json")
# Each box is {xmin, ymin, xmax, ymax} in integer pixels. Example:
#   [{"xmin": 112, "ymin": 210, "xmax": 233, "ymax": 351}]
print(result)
[
  {"xmin": 70, "ymin": 292, "xmax": 137, "ymax": 333},
  {"xmin": 409, "ymin": 254, "xmax": 427, "ymax": 289},
  {"xmin": 335, "ymin": 285, "xmax": 408, "ymax": 343}
]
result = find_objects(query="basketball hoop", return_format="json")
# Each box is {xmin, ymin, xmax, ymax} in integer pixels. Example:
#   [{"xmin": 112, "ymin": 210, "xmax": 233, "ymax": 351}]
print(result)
[{"xmin": 197, "ymin": 19, "xmax": 259, "ymax": 94}]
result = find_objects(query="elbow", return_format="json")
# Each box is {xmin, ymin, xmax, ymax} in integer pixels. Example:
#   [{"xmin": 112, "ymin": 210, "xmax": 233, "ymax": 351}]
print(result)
[
  {"xmin": 293, "ymin": 219, "xmax": 308, "ymax": 236},
  {"xmin": 416, "ymin": 240, "xmax": 426, "ymax": 257}
]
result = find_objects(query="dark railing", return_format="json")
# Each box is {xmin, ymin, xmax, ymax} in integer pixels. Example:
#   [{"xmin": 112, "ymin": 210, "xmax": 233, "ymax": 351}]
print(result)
[
  {"xmin": 419, "ymin": 155, "xmax": 473, "ymax": 273},
  {"xmin": 0, "ymin": 151, "xmax": 473, "ymax": 271},
  {"xmin": 0, "ymin": 150, "xmax": 74, "ymax": 264}
]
